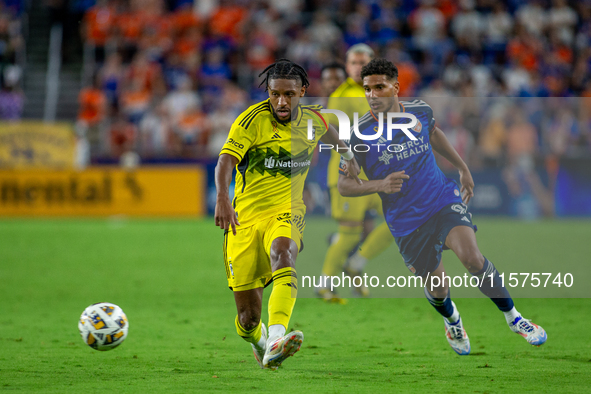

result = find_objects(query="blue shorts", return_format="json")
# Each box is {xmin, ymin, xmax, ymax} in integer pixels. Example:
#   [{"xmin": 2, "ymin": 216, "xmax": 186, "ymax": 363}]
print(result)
[{"xmin": 394, "ymin": 203, "xmax": 476, "ymax": 277}]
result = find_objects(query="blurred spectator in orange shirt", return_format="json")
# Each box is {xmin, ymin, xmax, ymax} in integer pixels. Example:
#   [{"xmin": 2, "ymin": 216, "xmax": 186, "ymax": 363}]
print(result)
[
  {"xmin": 175, "ymin": 107, "xmax": 210, "ymax": 157},
  {"xmin": 506, "ymin": 26, "xmax": 542, "ymax": 72},
  {"xmin": 209, "ymin": 0, "xmax": 247, "ymax": 41},
  {"xmin": 78, "ymin": 79, "xmax": 106, "ymax": 126},
  {"xmin": 114, "ymin": 2, "xmax": 145, "ymax": 63},
  {"xmin": 77, "ymin": 75, "xmax": 107, "ymax": 156},
  {"xmin": 126, "ymin": 51, "xmax": 165, "ymax": 97},
  {"xmin": 120, "ymin": 78, "xmax": 151, "ymax": 125},
  {"xmin": 82, "ymin": 0, "xmax": 115, "ymax": 62},
  {"xmin": 436, "ymin": 0, "xmax": 458, "ymax": 24},
  {"xmin": 172, "ymin": 3, "xmax": 201, "ymax": 36},
  {"xmin": 396, "ymin": 61, "xmax": 420, "ymax": 98},
  {"xmin": 139, "ymin": 0, "xmax": 173, "ymax": 56},
  {"xmin": 110, "ymin": 112, "xmax": 137, "ymax": 158},
  {"xmin": 174, "ymin": 26, "xmax": 202, "ymax": 62}
]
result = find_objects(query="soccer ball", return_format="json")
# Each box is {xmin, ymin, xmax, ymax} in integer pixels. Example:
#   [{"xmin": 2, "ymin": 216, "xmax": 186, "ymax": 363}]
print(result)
[{"xmin": 79, "ymin": 302, "xmax": 129, "ymax": 351}]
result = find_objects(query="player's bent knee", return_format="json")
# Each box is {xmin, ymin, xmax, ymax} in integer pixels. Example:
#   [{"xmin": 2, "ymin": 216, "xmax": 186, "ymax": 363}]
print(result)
[
  {"xmin": 270, "ymin": 248, "xmax": 295, "ymax": 268},
  {"xmin": 270, "ymin": 238, "xmax": 298, "ymax": 269},
  {"xmin": 238, "ymin": 311, "xmax": 261, "ymax": 331},
  {"xmin": 460, "ymin": 251, "xmax": 485, "ymax": 273},
  {"xmin": 429, "ymin": 285, "xmax": 449, "ymax": 299}
]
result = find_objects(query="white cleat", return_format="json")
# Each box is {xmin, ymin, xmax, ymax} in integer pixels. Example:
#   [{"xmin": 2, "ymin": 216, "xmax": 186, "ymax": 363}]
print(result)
[
  {"xmin": 251, "ymin": 323, "xmax": 267, "ymax": 369},
  {"xmin": 444, "ymin": 307, "xmax": 470, "ymax": 355},
  {"xmin": 510, "ymin": 316, "xmax": 547, "ymax": 346},
  {"xmin": 262, "ymin": 331, "xmax": 304, "ymax": 370}
]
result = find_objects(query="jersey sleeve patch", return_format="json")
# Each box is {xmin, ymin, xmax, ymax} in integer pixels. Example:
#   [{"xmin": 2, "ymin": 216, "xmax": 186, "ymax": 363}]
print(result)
[
  {"xmin": 220, "ymin": 145, "xmax": 244, "ymax": 161},
  {"xmin": 220, "ymin": 102, "xmax": 270, "ymax": 159},
  {"xmin": 220, "ymin": 121, "xmax": 257, "ymax": 160}
]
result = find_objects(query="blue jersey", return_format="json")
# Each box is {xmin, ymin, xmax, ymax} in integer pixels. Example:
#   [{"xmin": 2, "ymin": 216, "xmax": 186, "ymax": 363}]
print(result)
[{"xmin": 339, "ymin": 100, "xmax": 462, "ymax": 237}]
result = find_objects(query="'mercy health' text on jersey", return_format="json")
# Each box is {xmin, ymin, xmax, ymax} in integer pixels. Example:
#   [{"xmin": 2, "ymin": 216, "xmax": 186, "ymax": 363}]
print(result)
[{"xmin": 339, "ymin": 100, "xmax": 462, "ymax": 237}]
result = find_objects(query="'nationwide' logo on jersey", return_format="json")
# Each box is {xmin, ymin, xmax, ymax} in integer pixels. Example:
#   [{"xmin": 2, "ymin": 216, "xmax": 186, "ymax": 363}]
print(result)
[
  {"xmin": 264, "ymin": 157, "xmax": 311, "ymax": 169},
  {"xmin": 250, "ymin": 147, "xmax": 312, "ymax": 178}
]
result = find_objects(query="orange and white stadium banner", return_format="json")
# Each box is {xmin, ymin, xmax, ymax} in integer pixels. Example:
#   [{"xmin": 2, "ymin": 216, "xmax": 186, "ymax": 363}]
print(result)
[
  {"xmin": 0, "ymin": 122, "xmax": 76, "ymax": 169},
  {"xmin": 0, "ymin": 167, "xmax": 205, "ymax": 217}
]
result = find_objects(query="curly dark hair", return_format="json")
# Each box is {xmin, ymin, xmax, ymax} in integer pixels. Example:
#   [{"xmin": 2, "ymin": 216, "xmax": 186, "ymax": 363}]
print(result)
[
  {"xmin": 258, "ymin": 59, "xmax": 310, "ymax": 91},
  {"xmin": 361, "ymin": 58, "xmax": 399, "ymax": 81}
]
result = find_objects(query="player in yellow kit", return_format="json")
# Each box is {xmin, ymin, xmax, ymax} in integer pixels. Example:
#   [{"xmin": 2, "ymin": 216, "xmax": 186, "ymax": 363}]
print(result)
[
  {"xmin": 215, "ymin": 59, "xmax": 360, "ymax": 370},
  {"xmin": 318, "ymin": 44, "xmax": 394, "ymax": 299}
]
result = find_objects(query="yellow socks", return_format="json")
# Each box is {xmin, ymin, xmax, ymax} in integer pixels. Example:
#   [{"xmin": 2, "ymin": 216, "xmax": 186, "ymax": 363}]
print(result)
[
  {"xmin": 358, "ymin": 221, "xmax": 393, "ymax": 260},
  {"xmin": 321, "ymin": 225, "xmax": 363, "ymax": 276},
  {"xmin": 235, "ymin": 315, "xmax": 263, "ymax": 345},
  {"xmin": 268, "ymin": 267, "xmax": 298, "ymax": 329}
]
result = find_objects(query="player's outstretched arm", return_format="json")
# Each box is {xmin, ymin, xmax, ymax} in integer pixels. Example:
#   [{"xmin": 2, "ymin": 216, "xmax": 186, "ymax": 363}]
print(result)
[
  {"xmin": 430, "ymin": 126, "xmax": 474, "ymax": 204},
  {"xmin": 338, "ymin": 171, "xmax": 409, "ymax": 197},
  {"xmin": 321, "ymin": 124, "xmax": 362, "ymax": 184},
  {"xmin": 215, "ymin": 153, "xmax": 240, "ymax": 235}
]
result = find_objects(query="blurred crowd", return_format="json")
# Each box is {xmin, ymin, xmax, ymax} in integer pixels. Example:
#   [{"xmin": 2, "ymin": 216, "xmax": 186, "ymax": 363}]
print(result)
[
  {"xmin": 30, "ymin": 0, "xmax": 591, "ymax": 163},
  {"xmin": 0, "ymin": 0, "xmax": 24, "ymax": 121}
]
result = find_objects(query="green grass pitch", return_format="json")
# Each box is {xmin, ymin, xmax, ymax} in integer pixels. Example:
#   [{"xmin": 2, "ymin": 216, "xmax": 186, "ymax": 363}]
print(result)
[{"xmin": 1, "ymin": 217, "xmax": 591, "ymax": 393}]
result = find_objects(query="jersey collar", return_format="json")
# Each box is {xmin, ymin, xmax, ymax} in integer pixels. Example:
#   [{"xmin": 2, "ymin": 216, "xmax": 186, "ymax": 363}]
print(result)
[
  {"xmin": 370, "ymin": 102, "xmax": 405, "ymax": 122},
  {"xmin": 346, "ymin": 77, "xmax": 361, "ymax": 89}
]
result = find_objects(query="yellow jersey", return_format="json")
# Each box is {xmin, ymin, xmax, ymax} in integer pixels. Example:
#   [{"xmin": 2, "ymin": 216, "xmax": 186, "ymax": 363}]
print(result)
[
  {"xmin": 326, "ymin": 77, "xmax": 370, "ymax": 188},
  {"xmin": 220, "ymin": 99, "xmax": 328, "ymax": 227}
]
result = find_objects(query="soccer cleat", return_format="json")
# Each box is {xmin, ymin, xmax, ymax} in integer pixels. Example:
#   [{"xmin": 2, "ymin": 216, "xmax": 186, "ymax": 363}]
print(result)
[
  {"xmin": 343, "ymin": 263, "xmax": 370, "ymax": 298},
  {"xmin": 251, "ymin": 323, "xmax": 267, "ymax": 369},
  {"xmin": 315, "ymin": 287, "xmax": 348, "ymax": 304},
  {"xmin": 509, "ymin": 316, "xmax": 547, "ymax": 346},
  {"xmin": 444, "ymin": 311, "xmax": 470, "ymax": 355},
  {"xmin": 262, "ymin": 331, "xmax": 304, "ymax": 370}
]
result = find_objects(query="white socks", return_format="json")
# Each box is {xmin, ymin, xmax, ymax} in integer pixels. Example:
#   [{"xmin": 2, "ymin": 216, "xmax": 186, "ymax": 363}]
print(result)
[
  {"xmin": 503, "ymin": 307, "xmax": 521, "ymax": 325},
  {"xmin": 255, "ymin": 332, "xmax": 266, "ymax": 351},
  {"xmin": 444, "ymin": 301, "xmax": 460, "ymax": 325},
  {"xmin": 267, "ymin": 324, "xmax": 286, "ymax": 344}
]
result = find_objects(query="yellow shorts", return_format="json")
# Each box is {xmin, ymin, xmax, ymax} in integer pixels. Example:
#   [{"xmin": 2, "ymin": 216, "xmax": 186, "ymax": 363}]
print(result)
[
  {"xmin": 223, "ymin": 210, "xmax": 305, "ymax": 291},
  {"xmin": 330, "ymin": 186, "xmax": 382, "ymax": 222}
]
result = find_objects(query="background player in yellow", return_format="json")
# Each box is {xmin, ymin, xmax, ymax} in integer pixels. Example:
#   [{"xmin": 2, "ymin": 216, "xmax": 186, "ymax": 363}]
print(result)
[
  {"xmin": 214, "ymin": 59, "xmax": 360, "ymax": 370},
  {"xmin": 318, "ymin": 44, "xmax": 394, "ymax": 299}
]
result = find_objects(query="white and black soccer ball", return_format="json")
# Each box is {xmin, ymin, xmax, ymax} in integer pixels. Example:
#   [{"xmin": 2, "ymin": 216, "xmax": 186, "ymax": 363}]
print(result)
[{"xmin": 79, "ymin": 302, "xmax": 129, "ymax": 351}]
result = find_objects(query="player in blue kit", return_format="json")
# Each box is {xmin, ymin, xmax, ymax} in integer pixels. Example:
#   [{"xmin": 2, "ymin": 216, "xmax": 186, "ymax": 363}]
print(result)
[{"xmin": 337, "ymin": 59, "xmax": 547, "ymax": 355}]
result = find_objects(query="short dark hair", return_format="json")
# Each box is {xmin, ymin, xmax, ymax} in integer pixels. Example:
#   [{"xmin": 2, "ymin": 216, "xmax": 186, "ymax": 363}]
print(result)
[
  {"xmin": 258, "ymin": 59, "xmax": 310, "ymax": 91},
  {"xmin": 361, "ymin": 58, "xmax": 399, "ymax": 81},
  {"xmin": 321, "ymin": 62, "xmax": 346, "ymax": 76}
]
